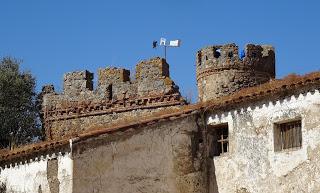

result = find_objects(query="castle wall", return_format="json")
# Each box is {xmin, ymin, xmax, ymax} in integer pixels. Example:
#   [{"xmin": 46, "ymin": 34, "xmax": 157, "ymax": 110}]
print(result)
[
  {"xmin": 71, "ymin": 115, "xmax": 206, "ymax": 193},
  {"xmin": 42, "ymin": 57, "xmax": 184, "ymax": 140},
  {"xmin": 45, "ymin": 103, "xmax": 182, "ymax": 140},
  {"xmin": 0, "ymin": 153, "xmax": 73, "ymax": 193},
  {"xmin": 206, "ymin": 89, "xmax": 320, "ymax": 193}
]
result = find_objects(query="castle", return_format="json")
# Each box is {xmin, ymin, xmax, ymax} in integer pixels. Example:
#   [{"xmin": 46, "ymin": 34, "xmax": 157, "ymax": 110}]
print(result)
[{"xmin": 1, "ymin": 43, "xmax": 320, "ymax": 193}]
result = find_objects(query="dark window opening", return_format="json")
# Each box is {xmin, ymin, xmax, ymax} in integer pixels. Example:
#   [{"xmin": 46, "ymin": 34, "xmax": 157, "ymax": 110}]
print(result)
[
  {"xmin": 274, "ymin": 120, "xmax": 302, "ymax": 152},
  {"xmin": 208, "ymin": 124, "xmax": 229, "ymax": 157},
  {"xmin": 205, "ymin": 56, "xmax": 208, "ymax": 60},
  {"xmin": 228, "ymin": 51, "xmax": 233, "ymax": 58},
  {"xmin": 214, "ymin": 49, "xmax": 221, "ymax": 58},
  {"xmin": 252, "ymin": 52, "xmax": 257, "ymax": 58},
  {"xmin": 107, "ymin": 84, "xmax": 112, "ymax": 100},
  {"xmin": 197, "ymin": 52, "xmax": 202, "ymax": 65}
]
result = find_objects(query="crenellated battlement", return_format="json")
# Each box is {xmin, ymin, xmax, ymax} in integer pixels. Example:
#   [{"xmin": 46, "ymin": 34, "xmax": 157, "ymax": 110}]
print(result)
[
  {"xmin": 196, "ymin": 43, "xmax": 275, "ymax": 102},
  {"xmin": 136, "ymin": 57, "xmax": 169, "ymax": 80},
  {"xmin": 196, "ymin": 43, "xmax": 275, "ymax": 80},
  {"xmin": 41, "ymin": 57, "xmax": 185, "ymax": 140},
  {"xmin": 98, "ymin": 67, "xmax": 130, "ymax": 85},
  {"xmin": 44, "ymin": 57, "xmax": 179, "ymax": 102},
  {"xmin": 63, "ymin": 70, "xmax": 94, "ymax": 96}
]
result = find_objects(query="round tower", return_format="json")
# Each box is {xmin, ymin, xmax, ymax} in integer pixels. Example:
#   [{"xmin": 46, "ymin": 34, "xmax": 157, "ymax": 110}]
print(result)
[{"xmin": 196, "ymin": 43, "xmax": 275, "ymax": 102}]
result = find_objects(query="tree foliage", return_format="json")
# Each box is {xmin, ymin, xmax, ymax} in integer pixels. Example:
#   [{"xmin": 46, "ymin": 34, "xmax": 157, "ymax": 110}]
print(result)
[{"xmin": 0, "ymin": 57, "xmax": 41, "ymax": 149}]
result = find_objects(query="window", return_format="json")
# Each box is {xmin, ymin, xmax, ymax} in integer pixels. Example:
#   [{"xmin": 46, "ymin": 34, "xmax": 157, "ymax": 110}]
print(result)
[
  {"xmin": 252, "ymin": 52, "xmax": 257, "ymax": 58},
  {"xmin": 214, "ymin": 49, "xmax": 221, "ymax": 58},
  {"xmin": 197, "ymin": 52, "xmax": 202, "ymax": 65},
  {"xmin": 107, "ymin": 84, "xmax": 112, "ymax": 100},
  {"xmin": 208, "ymin": 124, "xmax": 229, "ymax": 157},
  {"xmin": 274, "ymin": 120, "xmax": 302, "ymax": 151}
]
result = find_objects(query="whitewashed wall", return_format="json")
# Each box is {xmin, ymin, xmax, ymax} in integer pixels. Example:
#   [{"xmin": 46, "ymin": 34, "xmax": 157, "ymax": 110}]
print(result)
[
  {"xmin": 0, "ymin": 153, "xmax": 73, "ymax": 193},
  {"xmin": 57, "ymin": 154, "xmax": 73, "ymax": 193},
  {"xmin": 207, "ymin": 90, "xmax": 320, "ymax": 193}
]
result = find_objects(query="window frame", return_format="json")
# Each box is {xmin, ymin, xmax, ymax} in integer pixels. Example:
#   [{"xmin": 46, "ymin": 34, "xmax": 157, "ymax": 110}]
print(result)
[
  {"xmin": 208, "ymin": 123, "xmax": 229, "ymax": 157},
  {"xmin": 274, "ymin": 119, "xmax": 302, "ymax": 152}
]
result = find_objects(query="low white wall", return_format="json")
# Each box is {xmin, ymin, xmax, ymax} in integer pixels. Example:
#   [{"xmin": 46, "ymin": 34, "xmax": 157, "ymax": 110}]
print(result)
[
  {"xmin": 0, "ymin": 153, "xmax": 73, "ymax": 193},
  {"xmin": 58, "ymin": 154, "xmax": 73, "ymax": 193}
]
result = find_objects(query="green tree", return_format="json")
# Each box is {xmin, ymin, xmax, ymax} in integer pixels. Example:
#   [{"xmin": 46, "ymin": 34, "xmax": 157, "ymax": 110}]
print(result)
[{"xmin": 0, "ymin": 57, "xmax": 41, "ymax": 149}]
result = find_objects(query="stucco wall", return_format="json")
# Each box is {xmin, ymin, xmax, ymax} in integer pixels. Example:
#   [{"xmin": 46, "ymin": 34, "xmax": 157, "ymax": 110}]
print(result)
[
  {"xmin": 207, "ymin": 89, "xmax": 320, "ymax": 193},
  {"xmin": 71, "ymin": 115, "xmax": 206, "ymax": 193},
  {"xmin": 0, "ymin": 153, "xmax": 73, "ymax": 193}
]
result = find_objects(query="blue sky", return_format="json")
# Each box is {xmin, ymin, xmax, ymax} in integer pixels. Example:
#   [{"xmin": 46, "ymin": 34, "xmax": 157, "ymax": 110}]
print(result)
[{"xmin": 0, "ymin": 1, "xmax": 319, "ymax": 101}]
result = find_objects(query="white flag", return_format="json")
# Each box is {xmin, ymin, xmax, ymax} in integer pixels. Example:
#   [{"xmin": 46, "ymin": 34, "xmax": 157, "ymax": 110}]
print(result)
[
  {"xmin": 169, "ymin": 40, "xmax": 181, "ymax": 47},
  {"xmin": 160, "ymin": 38, "xmax": 166, "ymax": 46}
]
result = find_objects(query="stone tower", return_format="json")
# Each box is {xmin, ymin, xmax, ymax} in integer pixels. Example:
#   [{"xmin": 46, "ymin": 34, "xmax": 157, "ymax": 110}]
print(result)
[{"xmin": 196, "ymin": 43, "xmax": 275, "ymax": 102}]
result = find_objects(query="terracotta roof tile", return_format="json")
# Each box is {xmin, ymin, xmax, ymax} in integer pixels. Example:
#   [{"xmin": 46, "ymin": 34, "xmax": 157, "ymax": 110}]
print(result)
[
  {"xmin": 0, "ymin": 140, "xmax": 69, "ymax": 166},
  {"xmin": 201, "ymin": 72, "xmax": 320, "ymax": 111}
]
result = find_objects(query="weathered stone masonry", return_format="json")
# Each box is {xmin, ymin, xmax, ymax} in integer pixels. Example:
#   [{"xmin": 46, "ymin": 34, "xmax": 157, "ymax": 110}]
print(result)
[
  {"xmin": 196, "ymin": 43, "xmax": 275, "ymax": 102},
  {"xmin": 42, "ymin": 57, "xmax": 185, "ymax": 140}
]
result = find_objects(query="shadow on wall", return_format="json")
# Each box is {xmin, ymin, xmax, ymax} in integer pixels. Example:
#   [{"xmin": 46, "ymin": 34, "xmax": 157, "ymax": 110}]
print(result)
[
  {"xmin": 0, "ymin": 183, "xmax": 6, "ymax": 193},
  {"xmin": 208, "ymin": 157, "xmax": 219, "ymax": 193}
]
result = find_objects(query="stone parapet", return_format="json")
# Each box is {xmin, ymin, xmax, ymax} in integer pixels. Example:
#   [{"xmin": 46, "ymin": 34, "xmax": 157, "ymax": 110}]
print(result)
[
  {"xmin": 41, "ymin": 57, "xmax": 185, "ymax": 140},
  {"xmin": 63, "ymin": 70, "xmax": 94, "ymax": 96},
  {"xmin": 196, "ymin": 43, "xmax": 275, "ymax": 77},
  {"xmin": 196, "ymin": 43, "xmax": 275, "ymax": 102}
]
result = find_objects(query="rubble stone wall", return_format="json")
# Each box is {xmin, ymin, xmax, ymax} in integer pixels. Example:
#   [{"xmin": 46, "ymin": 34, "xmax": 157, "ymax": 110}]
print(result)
[
  {"xmin": 206, "ymin": 89, "xmax": 320, "ymax": 193},
  {"xmin": 41, "ymin": 57, "xmax": 185, "ymax": 140},
  {"xmin": 196, "ymin": 43, "xmax": 275, "ymax": 102}
]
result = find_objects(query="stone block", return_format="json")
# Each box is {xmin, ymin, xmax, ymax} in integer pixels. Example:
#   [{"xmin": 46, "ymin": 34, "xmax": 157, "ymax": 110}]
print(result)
[{"xmin": 63, "ymin": 70, "xmax": 93, "ymax": 96}]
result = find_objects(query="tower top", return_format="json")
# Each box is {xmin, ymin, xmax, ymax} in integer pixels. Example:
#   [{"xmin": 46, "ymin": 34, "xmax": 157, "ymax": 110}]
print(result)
[{"xmin": 196, "ymin": 43, "xmax": 275, "ymax": 102}]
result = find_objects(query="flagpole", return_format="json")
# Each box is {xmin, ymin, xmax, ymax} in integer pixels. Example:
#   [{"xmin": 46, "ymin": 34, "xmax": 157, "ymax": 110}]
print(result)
[
  {"xmin": 156, "ymin": 38, "xmax": 180, "ymax": 60},
  {"xmin": 164, "ymin": 46, "xmax": 167, "ymax": 60}
]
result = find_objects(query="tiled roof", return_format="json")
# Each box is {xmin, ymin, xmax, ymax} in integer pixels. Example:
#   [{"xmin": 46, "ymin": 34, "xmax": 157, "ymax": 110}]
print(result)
[
  {"xmin": 201, "ymin": 72, "xmax": 320, "ymax": 111},
  {"xmin": 1, "ymin": 71, "xmax": 320, "ymax": 165},
  {"xmin": 0, "ymin": 140, "xmax": 69, "ymax": 166}
]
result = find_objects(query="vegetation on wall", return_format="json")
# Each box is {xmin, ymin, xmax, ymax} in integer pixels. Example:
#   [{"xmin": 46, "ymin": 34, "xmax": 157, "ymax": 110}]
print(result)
[{"xmin": 0, "ymin": 57, "xmax": 42, "ymax": 149}]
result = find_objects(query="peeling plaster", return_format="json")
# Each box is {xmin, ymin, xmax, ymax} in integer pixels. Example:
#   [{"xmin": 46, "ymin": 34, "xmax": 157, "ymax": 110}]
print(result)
[{"xmin": 207, "ymin": 90, "xmax": 320, "ymax": 193}]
